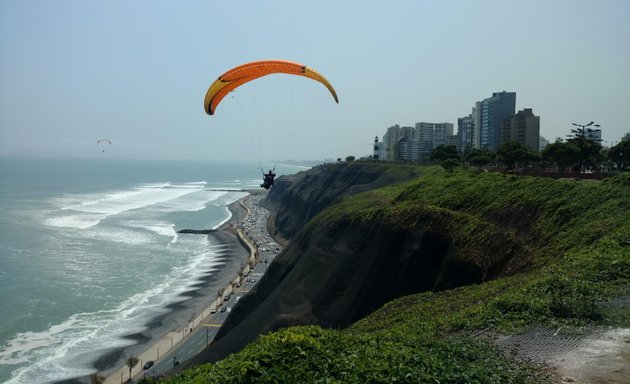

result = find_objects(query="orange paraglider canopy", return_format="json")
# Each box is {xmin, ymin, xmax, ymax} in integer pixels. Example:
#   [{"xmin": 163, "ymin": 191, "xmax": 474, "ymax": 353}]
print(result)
[{"xmin": 204, "ymin": 60, "xmax": 338, "ymax": 115}]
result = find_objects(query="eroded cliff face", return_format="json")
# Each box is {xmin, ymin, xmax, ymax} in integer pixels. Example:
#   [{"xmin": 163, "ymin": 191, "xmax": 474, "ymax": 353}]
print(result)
[
  {"xmin": 264, "ymin": 163, "xmax": 424, "ymax": 241},
  {"xmin": 190, "ymin": 164, "xmax": 530, "ymax": 364}
]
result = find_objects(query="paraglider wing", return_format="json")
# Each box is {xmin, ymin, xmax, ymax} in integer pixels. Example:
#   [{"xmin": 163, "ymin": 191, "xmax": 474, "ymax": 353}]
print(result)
[
  {"xmin": 204, "ymin": 60, "xmax": 338, "ymax": 115},
  {"xmin": 97, "ymin": 139, "xmax": 111, "ymax": 153}
]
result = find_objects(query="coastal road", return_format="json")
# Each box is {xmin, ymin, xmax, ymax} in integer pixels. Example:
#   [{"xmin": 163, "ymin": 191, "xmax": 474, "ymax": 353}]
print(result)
[
  {"xmin": 141, "ymin": 309, "xmax": 229, "ymax": 378},
  {"xmin": 244, "ymin": 195, "xmax": 281, "ymax": 264},
  {"xmin": 137, "ymin": 194, "xmax": 278, "ymax": 381},
  {"xmin": 142, "ymin": 266, "xmax": 267, "ymax": 379}
]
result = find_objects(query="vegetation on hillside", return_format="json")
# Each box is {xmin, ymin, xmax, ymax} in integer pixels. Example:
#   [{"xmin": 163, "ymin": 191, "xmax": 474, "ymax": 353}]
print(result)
[
  {"xmin": 142, "ymin": 168, "xmax": 629, "ymax": 384},
  {"xmin": 346, "ymin": 169, "xmax": 629, "ymax": 333},
  {"xmin": 420, "ymin": 136, "xmax": 630, "ymax": 173}
]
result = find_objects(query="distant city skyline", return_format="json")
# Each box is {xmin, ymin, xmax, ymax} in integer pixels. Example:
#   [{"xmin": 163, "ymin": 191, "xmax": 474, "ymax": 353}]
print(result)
[{"xmin": 374, "ymin": 90, "xmax": 540, "ymax": 161}]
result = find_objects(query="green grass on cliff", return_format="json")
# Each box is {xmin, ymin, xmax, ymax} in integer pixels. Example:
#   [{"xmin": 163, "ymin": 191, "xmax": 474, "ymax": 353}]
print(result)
[
  {"xmin": 165, "ymin": 326, "xmax": 545, "ymax": 384},
  {"xmin": 145, "ymin": 168, "xmax": 629, "ymax": 384},
  {"xmin": 343, "ymin": 169, "xmax": 630, "ymax": 333}
]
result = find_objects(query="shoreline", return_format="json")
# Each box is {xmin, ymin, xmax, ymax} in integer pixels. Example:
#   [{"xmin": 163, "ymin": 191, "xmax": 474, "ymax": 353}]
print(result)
[{"xmin": 88, "ymin": 194, "xmax": 254, "ymax": 383}]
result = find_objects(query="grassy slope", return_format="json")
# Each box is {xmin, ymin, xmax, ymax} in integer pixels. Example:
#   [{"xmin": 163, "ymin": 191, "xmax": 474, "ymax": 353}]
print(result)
[{"xmin": 149, "ymin": 168, "xmax": 629, "ymax": 384}]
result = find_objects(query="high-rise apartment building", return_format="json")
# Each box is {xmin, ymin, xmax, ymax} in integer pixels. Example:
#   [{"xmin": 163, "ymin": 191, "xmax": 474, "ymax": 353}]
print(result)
[
  {"xmin": 398, "ymin": 126, "xmax": 416, "ymax": 161},
  {"xmin": 433, "ymin": 123, "xmax": 454, "ymax": 147},
  {"xmin": 457, "ymin": 114, "xmax": 474, "ymax": 153},
  {"xmin": 382, "ymin": 124, "xmax": 402, "ymax": 161},
  {"xmin": 472, "ymin": 102, "xmax": 481, "ymax": 150},
  {"xmin": 501, "ymin": 108, "xmax": 540, "ymax": 152},
  {"xmin": 376, "ymin": 122, "xmax": 454, "ymax": 162},
  {"xmin": 414, "ymin": 122, "xmax": 453, "ymax": 161},
  {"xmin": 475, "ymin": 91, "xmax": 516, "ymax": 150},
  {"xmin": 415, "ymin": 122, "xmax": 435, "ymax": 162}
]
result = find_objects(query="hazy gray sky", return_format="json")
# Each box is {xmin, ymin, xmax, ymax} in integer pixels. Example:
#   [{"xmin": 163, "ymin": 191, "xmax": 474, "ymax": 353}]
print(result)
[{"xmin": 1, "ymin": 0, "xmax": 629, "ymax": 161}]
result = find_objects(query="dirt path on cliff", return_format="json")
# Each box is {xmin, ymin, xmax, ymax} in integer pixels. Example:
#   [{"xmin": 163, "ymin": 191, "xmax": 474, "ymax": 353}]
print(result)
[{"xmin": 496, "ymin": 326, "xmax": 630, "ymax": 383}]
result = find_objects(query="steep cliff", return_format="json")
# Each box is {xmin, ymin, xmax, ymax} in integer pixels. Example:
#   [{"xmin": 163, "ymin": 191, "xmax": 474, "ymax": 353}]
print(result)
[
  {"xmin": 263, "ymin": 162, "xmax": 426, "ymax": 241},
  {"xmin": 166, "ymin": 163, "xmax": 630, "ymax": 384},
  {"xmin": 181, "ymin": 167, "xmax": 629, "ymax": 384},
  {"xmin": 190, "ymin": 165, "xmax": 535, "ymax": 363}
]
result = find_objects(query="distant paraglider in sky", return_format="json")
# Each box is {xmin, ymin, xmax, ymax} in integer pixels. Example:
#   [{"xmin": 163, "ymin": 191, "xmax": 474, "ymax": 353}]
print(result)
[
  {"xmin": 203, "ymin": 60, "xmax": 339, "ymax": 116},
  {"xmin": 97, "ymin": 139, "xmax": 111, "ymax": 152}
]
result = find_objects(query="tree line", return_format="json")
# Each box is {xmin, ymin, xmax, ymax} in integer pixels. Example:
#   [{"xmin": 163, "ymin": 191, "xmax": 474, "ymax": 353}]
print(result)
[{"xmin": 430, "ymin": 136, "xmax": 630, "ymax": 174}]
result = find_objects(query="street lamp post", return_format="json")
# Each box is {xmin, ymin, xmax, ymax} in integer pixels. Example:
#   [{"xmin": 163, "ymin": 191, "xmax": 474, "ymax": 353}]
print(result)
[
  {"xmin": 571, "ymin": 121, "xmax": 600, "ymax": 139},
  {"xmin": 570, "ymin": 121, "xmax": 601, "ymax": 173}
]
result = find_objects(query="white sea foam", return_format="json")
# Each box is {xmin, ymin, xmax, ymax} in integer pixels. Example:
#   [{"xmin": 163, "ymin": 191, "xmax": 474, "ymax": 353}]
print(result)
[
  {"xmin": 45, "ymin": 212, "xmax": 103, "ymax": 230},
  {"xmin": 213, "ymin": 206, "xmax": 233, "ymax": 230},
  {"xmin": 83, "ymin": 225, "xmax": 156, "ymax": 245},
  {"xmin": 210, "ymin": 192, "xmax": 248, "ymax": 229},
  {"xmin": 124, "ymin": 220, "xmax": 179, "ymax": 244},
  {"xmin": 44, "ymin": 182, "xmax": 208, "ymax": 230},
  {"xmin": 0, "ymin": 245, "xmax": 227, "ymax": 384},
  {"xmin": 152, "ymin": 190, "xmax": 228, "ymax": 213}
]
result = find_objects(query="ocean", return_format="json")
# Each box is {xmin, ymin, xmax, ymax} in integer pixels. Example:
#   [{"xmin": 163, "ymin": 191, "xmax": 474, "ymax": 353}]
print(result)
[{"xmin": 0, "ymin": 157, "xmax": 304, "ymax": 384}]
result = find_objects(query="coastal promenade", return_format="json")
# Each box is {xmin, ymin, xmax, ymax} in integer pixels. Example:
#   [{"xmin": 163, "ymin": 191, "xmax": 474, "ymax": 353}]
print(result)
[{"xmin": 103, "ymin": 194, "xmax": 265, "ymax": 384}]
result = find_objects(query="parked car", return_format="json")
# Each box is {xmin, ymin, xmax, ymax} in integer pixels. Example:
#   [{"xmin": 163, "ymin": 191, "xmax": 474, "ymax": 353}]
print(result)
[
  {"xmin": 210, "ymin": 307, "xmax": 217, "ymax": 314},
  {"xmin": 143, "ymin": 361, "xmax": 154, "ymax": 370}
]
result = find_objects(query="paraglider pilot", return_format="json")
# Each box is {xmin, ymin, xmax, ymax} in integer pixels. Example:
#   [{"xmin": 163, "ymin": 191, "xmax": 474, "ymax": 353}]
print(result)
[{"xmin": 261, "ymin": 169, "xmax": 276, "ymax": 189}]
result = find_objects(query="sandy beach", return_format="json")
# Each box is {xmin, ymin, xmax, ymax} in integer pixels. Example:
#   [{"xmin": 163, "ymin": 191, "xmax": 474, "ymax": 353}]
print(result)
[{"xmin": 85, "ymin": 195, "xmax": 253, "ymax": 383}]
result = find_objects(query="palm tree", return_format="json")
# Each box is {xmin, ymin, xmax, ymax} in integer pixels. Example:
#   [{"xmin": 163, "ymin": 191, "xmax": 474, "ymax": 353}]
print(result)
[
  {"xmin": 89, "ymin": 373, "xmax": 105, "ymax": 384},
  {"xmin": 568, "ymin": 121, "xmax": 603, "ymax": 173},
  {"xmin": 126, "ymin": 356, "xmax": 139, "ymax": 382}
]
